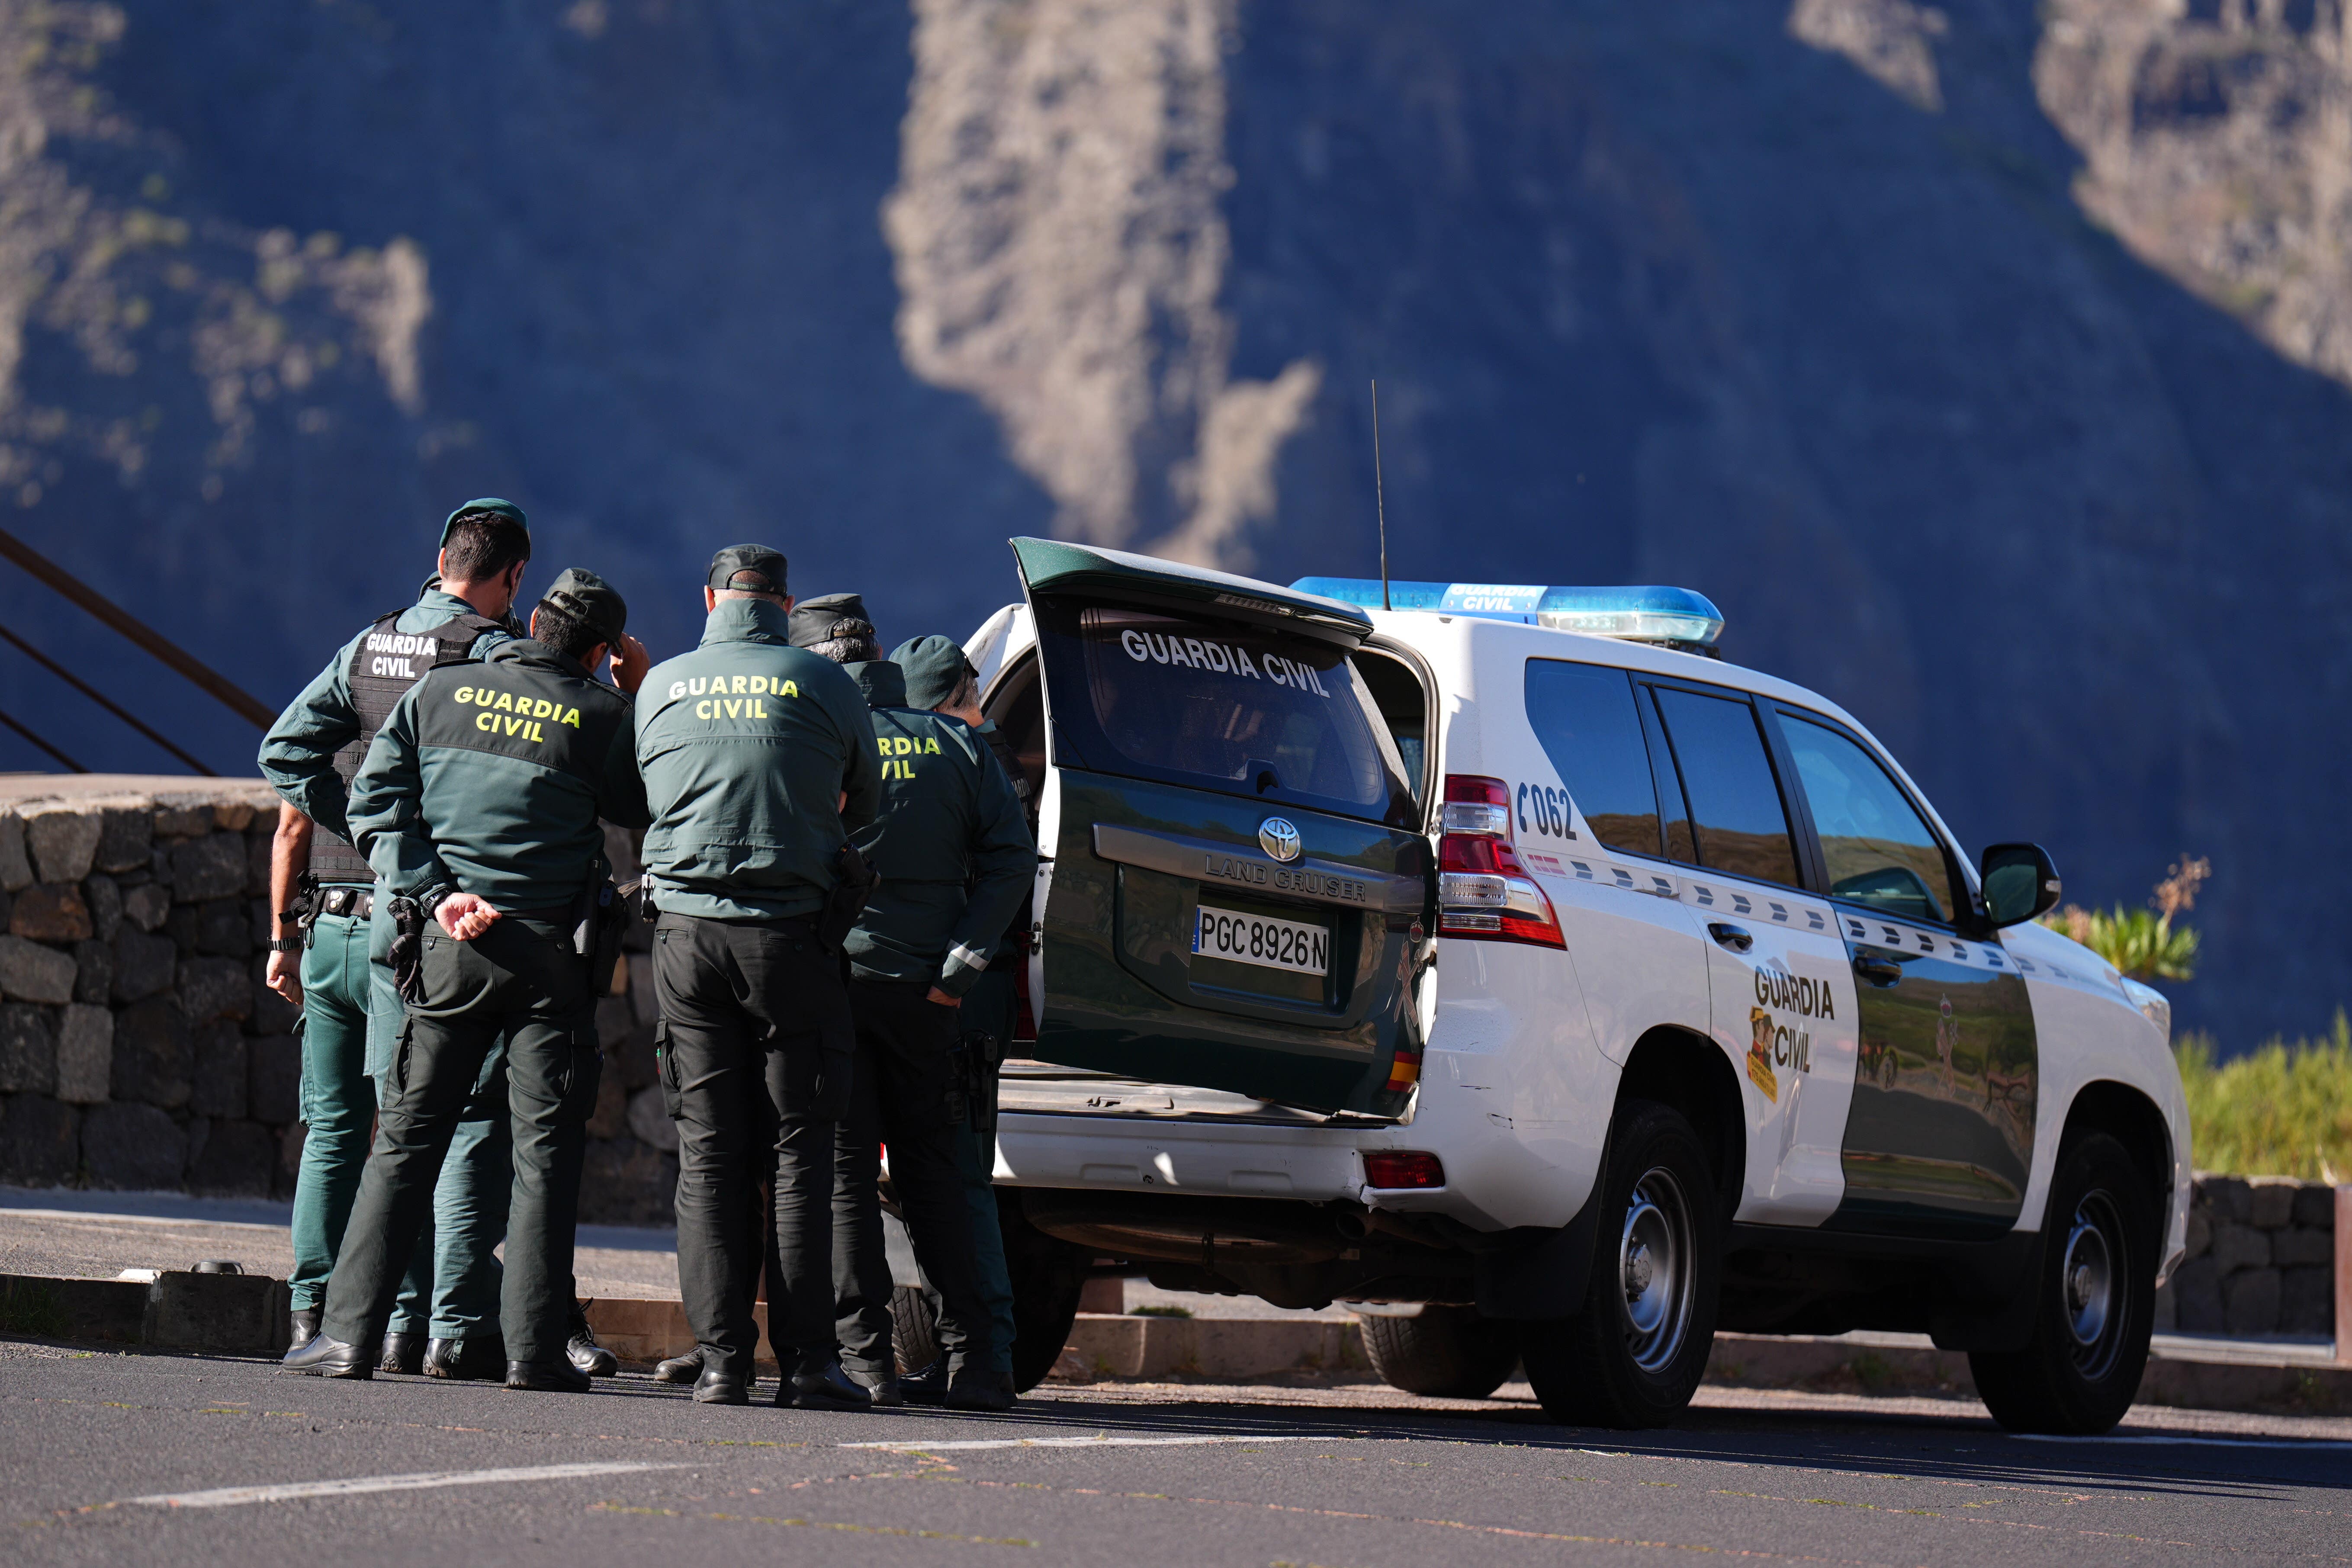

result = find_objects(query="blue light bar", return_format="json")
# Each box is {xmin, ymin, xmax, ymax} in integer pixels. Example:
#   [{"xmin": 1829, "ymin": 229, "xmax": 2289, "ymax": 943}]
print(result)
[{"xmin": 1289, "ymin": 578, "xmax": 1725, "ymax": 648}]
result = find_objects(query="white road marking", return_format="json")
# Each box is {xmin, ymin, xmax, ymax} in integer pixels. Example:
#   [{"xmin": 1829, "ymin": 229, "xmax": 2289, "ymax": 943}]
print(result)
[
  {"xmin": 2012, "ymin": 1433, "xmax": 2352, "ymax": 1452},
  {"xmin": 842, "ymin": 1433, "xmax": 1336, "ymax": 1452},
  {"xmin": 128, "ymin": 1461, "xmax": 688, "ymax": 1508}
]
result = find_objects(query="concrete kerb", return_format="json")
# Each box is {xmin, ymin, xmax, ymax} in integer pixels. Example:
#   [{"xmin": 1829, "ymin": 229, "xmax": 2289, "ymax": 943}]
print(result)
[{"xmin": 0, "ymin": 1268, "xmax": 286, "ymax": 1355}]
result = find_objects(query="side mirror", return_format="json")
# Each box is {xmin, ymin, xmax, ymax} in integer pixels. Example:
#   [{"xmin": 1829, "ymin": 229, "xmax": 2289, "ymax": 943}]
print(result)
[{"xmin": 1979, "ymin": 842, "xmax": 2061, "ymax": 929}]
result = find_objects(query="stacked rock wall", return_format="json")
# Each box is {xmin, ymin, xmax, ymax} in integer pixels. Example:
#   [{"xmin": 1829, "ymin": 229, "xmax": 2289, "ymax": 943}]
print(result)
[
  {"xmin": 2158, "ymin": 1175, "xmax": 2340, "ymax": 1338},
  {"xmin": 0, "ymin": 781, "xmax": 675, "ymax": 1227}
]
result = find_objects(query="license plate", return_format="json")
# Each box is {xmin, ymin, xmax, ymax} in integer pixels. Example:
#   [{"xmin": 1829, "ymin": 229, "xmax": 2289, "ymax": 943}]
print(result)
[{"xmin": 1192, "ymin": 906, "xmax": 1330, "ymax": 976}]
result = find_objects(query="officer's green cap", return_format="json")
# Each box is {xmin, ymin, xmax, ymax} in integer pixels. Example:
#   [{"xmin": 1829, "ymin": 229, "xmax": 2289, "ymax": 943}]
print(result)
[
  {"xmin": 789, "ymin": 591, "xmax": 872, "ymax": 649},
  {"xmin": 440, "ymin": 498, "xmax": 530, "ymax": 548},
  {"xmin": 708, "ymin": 544, "xmax": 787, "ymax": 596},
  {"xmin": 536, "ymin": 566, "xmax": 627, "ymax": 649},
  {"xmin": 892, "ymin": 635, "xmax": 976, "ymax": 711}
]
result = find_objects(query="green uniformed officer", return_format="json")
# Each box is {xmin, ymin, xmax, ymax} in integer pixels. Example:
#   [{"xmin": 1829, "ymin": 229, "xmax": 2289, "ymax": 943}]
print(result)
[
  {"xmin": 284, "ymin": 569, "xmax": 651, "ymax": 1389},
  {"xmin": 799, "ymin": 606, "xmax": 1032, "ymax": 1412},
  {"xmin": 259, "ymin": 500, "xmax": 533, "ymax": 1378},
  {"xmin": 634, "ymin": 549, "xmax": 883, "ymax": 1408},
  {"xmin": 893, "ymin": 635, "xmax": 1026, "ymax": 1390}
]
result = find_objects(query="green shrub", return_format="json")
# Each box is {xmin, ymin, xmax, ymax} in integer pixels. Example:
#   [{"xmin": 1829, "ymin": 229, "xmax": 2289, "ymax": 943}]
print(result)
[
  {"xmin": 2175, "ymin": 1013, "xmax": 2352, "ymax": 1180},
  {"xmin": 2043, "ymin": 855, "xmax": 2207, "ymax": 980}
]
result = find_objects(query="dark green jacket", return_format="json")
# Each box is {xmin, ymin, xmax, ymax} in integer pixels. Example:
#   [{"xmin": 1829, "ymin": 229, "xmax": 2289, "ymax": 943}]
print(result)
[
  {"xmin": 348, "ymin": 640, "xmax": 649, "ymax": 914},
  {"xmin": 258, "ymin": 584, "xmax": 521, "ymax": 844},
  {"xmin": 844, "ymin": 661, "xmax": 1034, "ymax": 996},
  {"xmin": 634, "ymin": 598, "xmax": 882, "ymax": 922}
]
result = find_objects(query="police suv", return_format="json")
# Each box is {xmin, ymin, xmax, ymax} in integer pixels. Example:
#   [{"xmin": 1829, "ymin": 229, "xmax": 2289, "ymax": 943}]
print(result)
[{"xmin": 962, "ymin": 537, "xmax": 2188, "ymax": 1433}]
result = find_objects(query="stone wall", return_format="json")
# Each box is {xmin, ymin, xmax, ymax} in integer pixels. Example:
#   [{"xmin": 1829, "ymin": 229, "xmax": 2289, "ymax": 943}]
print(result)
[
  {"xmin": 2157, "ymin": 1175, "xmax": 2340, "ymax": 1338},
  {"xmin": 0, "ymin": 780, "xmax": 675, "ymax": 1228}
]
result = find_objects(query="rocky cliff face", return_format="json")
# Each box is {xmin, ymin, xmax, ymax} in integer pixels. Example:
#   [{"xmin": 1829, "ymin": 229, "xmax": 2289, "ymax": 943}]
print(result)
[{"xmin": 0, "ymin": 0, "xmax": 2340, "ymax": 1041}]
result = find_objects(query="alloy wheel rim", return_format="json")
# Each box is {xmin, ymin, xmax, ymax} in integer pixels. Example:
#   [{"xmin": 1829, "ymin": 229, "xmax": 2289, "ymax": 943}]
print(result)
[
  {"xmin": 2062, "ymin": 1189, "xmax": 2125, "ymax": 1381},
  {"xmin": 1618, "ymin": 1165, "xmax": 1695, "ymax": 1373}
]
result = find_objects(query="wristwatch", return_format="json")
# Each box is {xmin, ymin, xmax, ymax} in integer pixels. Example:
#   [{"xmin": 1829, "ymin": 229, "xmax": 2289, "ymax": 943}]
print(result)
[{"xmin": 267, "ymin": 938, "xmax": 303, "ymax": 953}]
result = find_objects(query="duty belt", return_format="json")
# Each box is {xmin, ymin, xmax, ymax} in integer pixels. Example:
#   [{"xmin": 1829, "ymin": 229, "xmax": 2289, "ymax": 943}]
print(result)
[{"xmin": 317, "ymin": 886, "xmax": 375, "ymax": 921}]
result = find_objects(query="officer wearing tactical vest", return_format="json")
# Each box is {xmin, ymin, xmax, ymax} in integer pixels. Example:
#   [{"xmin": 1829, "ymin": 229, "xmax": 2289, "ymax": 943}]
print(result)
[
  {"xmin": 797, "ymin": 603, "xmax": 1032, "ymax": 1413},
  {"xmin": 889, "ymin": 635, "xmax": 1025, "ymax": 1394},
  {"xmin": 260, "ymin": 499, "xmax": 540, "ymax": 1380},
  {"xmin": 633, "ymin": 550, "xmax": 883, "ymax": 1409},
  {"xmin": 284, "ymin": 569, "xmax": 651, "ymax": 1390}
]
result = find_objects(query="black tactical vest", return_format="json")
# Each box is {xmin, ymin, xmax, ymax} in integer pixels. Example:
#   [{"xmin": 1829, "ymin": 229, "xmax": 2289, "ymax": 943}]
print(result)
[{"xmin": 307, "ymin": 609, "xmax": 511, "ymax": 883}]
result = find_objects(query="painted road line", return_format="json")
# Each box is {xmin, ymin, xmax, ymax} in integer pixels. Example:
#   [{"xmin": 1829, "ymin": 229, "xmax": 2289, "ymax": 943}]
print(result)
[
  {"xmin": 2012, "ymin": 1433, "xmax": 2352, "ymax": 1451},
  {"xmin": 129, "ymin": 1462, "xmax": 690, "ymax": 1508},
  {"xmin": 842, "ymin": 1434, "xmax": 1340, "ymax": 1452}
]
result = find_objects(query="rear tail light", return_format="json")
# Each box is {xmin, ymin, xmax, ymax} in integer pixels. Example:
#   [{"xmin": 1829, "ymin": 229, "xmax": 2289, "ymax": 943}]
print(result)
[
  {"xmin": 1362, "ymin": 1150, "xmax": 1446, "ymax": 1189},
  {"xmin": 1437, "ymin": 774, "xmax": 1566, "ymax": 948}
]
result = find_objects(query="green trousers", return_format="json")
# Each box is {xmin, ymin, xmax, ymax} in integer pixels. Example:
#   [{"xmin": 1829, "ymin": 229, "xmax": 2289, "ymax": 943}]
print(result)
[
  {"xmin": 324, "ymin": 915, "xmax": 599, "ymax": 1364},
  {"xmin": 287, "ymin": 910, "xmax": 510, "ymax": 1337},
  {"xmin": 953, "ymin": 966, "xmax": 1021, "ymax": 1379}
]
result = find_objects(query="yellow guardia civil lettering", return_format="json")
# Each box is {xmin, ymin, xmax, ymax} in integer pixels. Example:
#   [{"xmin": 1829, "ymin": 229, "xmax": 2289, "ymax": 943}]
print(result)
[{"xmin": 450, "ymin": 684, "xmax": 579, "ymax": 739}]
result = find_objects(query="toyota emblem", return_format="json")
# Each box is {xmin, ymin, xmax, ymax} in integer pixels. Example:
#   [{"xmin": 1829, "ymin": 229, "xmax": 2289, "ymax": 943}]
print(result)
[{"xmin": 1259, "ymin": 816, "xmax": 1302, "ymax": 862}]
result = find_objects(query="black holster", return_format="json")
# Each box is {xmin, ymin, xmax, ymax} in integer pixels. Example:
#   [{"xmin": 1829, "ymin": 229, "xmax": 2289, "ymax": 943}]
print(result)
[
  {"xmin": 387, "ymin": 895, "xmax": 426, "ymax": 1005},
  {"xmin": 819, "ymin": 841, "xmax": 877, "ymax": 955},
  {"xmin": 286, "ymin": 875, "xmax": 322, "ymax": 950},
  {"xmin": 957, "ymin": 1025, "xmax": 1007, "ymax": 1140},
  {"xmin": 573, "ymin": 879, "xmax": 628, "ymax": 998}
]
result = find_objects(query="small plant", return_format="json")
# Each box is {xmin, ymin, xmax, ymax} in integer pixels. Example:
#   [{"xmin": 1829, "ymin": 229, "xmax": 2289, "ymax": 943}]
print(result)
[
  {"xmin": 1129, "ymin": 1304, "xmax": 1193, "ymax": 1318},
  {"xmin": 2176, "ymin": 1013, "xmax": 2352, "ymax": 1180},
  {"xmin": 0, "ymin": 1280, "xmax": 72, "ymax": 1338},
  {"xmin": 2043, "ymin": 855, "xmax": 2207, "ymax": 981}
]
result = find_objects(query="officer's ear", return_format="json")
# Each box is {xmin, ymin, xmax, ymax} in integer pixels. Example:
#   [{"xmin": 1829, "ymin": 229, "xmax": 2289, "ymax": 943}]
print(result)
[{"xmin": 703, "ymin": 586, "xmax": 718, "ymax": 614}]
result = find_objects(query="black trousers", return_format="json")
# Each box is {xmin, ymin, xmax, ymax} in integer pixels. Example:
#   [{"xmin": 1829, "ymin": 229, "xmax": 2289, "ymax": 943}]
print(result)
[
  {"xmin": 654, "ymin": 913, "xmax": 853, "ymax": 1377},
  {"xmin": 322, "ymin": 916, "xmax": 597, "ymax": 1365},
  {"xmin": 833, "ymin": 979, "xmax": 993, "ymax": 1376}
]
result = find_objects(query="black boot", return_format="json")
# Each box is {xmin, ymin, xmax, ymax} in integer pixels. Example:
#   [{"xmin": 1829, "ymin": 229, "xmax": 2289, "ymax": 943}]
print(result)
[
  {"xmin": 693, "ymin": 1364, "xmax": 750, "ymax": 1405},
  {"xmin": 778, "ymin": 1359, "xmax": 872, "ymax": 1411},
  {"xmin": 652, "ymin": 1347, "xmax": 704, "ymax": 1385},
  {"xmin": 287, "ymin": 1306, "xmax": 321, "ymax": 1356},
  {"xmin": 899, "ymin": 1359, "xmax": 950, "ymax": 1406},
  {"xmin": 283, "ymin": 1332, "xmax": 373, "ymax": 1378},
  {"xmin": 379, "ymin": 1332, "xmax": 425, "ymax": 1376},
  {"xmin": 843, "ymin": 1362, "xmax": 905, "ymax": 1409},
  {"xmin": 566, "ymin": 1327, "xmax": 619, "ymax": 1378},
  {"xmin": 425, "ymin": 1337, "xmax": 508, "ymax": 1380},
  {"xmin": 505, "ymin": 1359, "xmax": 594, "ymax": 1393},
  {"xmin": 945, "ymin": 1366, "xmax": 1017, "ymax": 1413}
]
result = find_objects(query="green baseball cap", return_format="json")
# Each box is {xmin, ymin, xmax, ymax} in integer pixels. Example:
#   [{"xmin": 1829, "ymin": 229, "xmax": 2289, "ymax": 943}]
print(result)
[
  {"xmin": 440, "ymin": 498, "xmax": 530, "ymax": 547},
  {"xmin": 707, "ymin": 544, "xmax": 787, "ymax": 595},
  {"xmin": 892, "ymin": 635, "xmax": 976, "ymax": 710},
  {"xmin": 537, "ymin": 567, "xmax": 627, "ymax": 649}
]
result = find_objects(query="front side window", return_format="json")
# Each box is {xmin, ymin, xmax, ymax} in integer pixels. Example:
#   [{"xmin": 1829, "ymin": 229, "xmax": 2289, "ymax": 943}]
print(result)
[
  {"xmin": 1781, "ymin": 713, "xmax": 1954, "ymax": 924},
  {"xmin": 1033, "ymin": 598, "xmax": 1416, "ymax": 826},
  {"xmin": 1650, "ymin": 687, "xmax": 1801, "ymax": 889},
  {"xmin": 1524, "ymin": 660, "xmax": 1662, "ymax": 857}
]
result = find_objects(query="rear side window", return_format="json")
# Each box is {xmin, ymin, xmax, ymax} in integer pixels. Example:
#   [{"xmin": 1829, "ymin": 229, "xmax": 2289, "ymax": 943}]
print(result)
[
  {"xmin": 1650, "ymin": 688, "xmax": 1801, "ymax": 888},
  {"xmin": 1032, "ymin": 599, "xmax": 1416, "ymax": 826},
  {"xmin": 1780, "ymin": 713, "xmax": 1952, "ymax": 923},
  {"xmin": 1524, "ymin": 660, "xmax": 1661, "ymax": 857}
]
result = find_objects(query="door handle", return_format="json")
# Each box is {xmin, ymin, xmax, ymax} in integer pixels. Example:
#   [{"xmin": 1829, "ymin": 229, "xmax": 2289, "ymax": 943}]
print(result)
[
  {"xmin": 1707, "ymin": 922, "xmax": 1753, "ymax": 953},
  {"xmin": 1853, "ymin": 951, "xmax": 1905, "ymax": 987}
]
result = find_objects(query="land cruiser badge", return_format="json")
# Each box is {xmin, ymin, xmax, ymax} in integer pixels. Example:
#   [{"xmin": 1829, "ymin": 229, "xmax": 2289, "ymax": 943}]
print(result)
[{"xmin": 1259, "ymin": 817, "xmax": 1301, "ymax": 862}]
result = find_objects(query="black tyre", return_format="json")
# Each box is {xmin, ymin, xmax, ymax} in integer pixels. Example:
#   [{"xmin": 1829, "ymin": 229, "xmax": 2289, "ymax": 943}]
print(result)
[
  {"xmin": 890, "ymin": 1284, "xmax": 940, "ymax": 1377},
  {"xmin": 1968, "ymin": 1132, "xmax": 2155, "ymax": 1435},
  {"xmin": 1520, "ymin": 1100, "xmax": 1721, "ymax": 1429},
  {"xmin": 997, "ymin": 1189, "xmax": 1088, "ymax": 1392},
  {"xmin": 1358, "ymin": 1305, "xmax": 1520, "ymax": 1398}
]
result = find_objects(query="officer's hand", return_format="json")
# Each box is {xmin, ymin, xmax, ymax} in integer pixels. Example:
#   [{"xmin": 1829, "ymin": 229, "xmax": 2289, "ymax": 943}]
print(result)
[
  {"xmin": 436, "ymin": 893, "xmax": 503, "ymax": 941},
  {"xmin": 265, "ymin": 948, "xmax": 302, "ymax": 1007},
  {"xmin": 608, "ymin": 633, "xmax": 652, "ymax": 694},
  {"xmin": 926, "ymin": 985, "xmax": 959, "ymax": 1008}
]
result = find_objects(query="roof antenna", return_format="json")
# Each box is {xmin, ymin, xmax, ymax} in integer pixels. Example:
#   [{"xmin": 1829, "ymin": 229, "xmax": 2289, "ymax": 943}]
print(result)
[{"xmin": 1371, "ymin": 378, "xmax": 1392, "ymax": 611}]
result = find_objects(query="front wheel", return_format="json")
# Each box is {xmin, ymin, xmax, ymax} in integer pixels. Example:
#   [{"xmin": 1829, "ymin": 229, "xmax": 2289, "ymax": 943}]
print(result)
[
  {"xmin": 1968, "ymin": 1132, "xmax": 2155, "ymax": 1435},
  {"xmin": 1520, "ymin": 1100, "xmax": 1722, "ymax": 1429}
]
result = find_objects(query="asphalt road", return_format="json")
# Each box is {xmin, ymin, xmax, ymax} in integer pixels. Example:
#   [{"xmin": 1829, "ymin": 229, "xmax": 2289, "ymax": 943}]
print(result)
[{"xmin": 7, "ymin": 1338, "xmax": 2348, "ymax": 1568}]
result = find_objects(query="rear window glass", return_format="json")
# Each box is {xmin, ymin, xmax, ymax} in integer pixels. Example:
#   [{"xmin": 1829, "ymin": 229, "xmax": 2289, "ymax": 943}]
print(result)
[
  {"xmin": 1524, "ymin": 660, "xmax": 1661, "ymax": 856},
  {"xmin": 1033, "ymin": 599, "xmax": 1416, "ymax": 826},
  {"xmin": 1650, "ymin": 687, "xmax": 1801, "ymax": 888}
]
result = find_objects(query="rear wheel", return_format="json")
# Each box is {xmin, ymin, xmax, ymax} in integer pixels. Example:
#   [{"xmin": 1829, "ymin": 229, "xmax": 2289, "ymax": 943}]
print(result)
[
  {"xmin": 1520, "ymin": 1100, "xmax": 1721, "ymax": 1429},
  {"xmin": 889, "ymin": 1285, "xmax": 940, "ymax": 1377},
  {"xmin": 998, "ymin": 1189, "xmax": 1089, "ymax": 1391},
  {"xmin": 1968, "ymin": 1132, "xmax": 2154, "ymax": 1435},
  {"xmin": 1357, "ymin": 1305, "xmax": 1520, "ymax": 1398}
]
